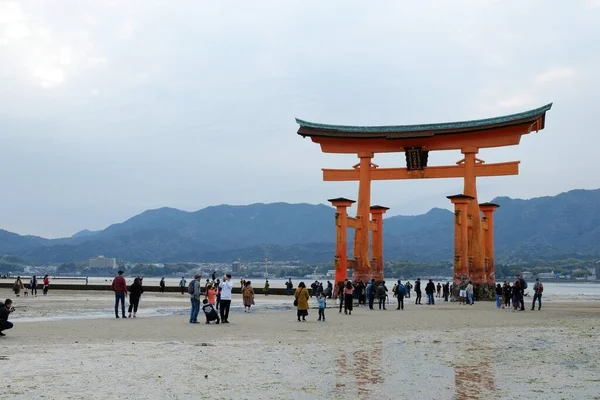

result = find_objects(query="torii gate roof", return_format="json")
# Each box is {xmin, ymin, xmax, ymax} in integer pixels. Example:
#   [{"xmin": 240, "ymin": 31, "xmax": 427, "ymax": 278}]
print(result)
[
  {"xmin": 296, "ymin": 103, "xmax": 552, "ymax": 152},
  {"xmin": 297, "ymin": 103, "xmax": 552, "ymax": 139}
]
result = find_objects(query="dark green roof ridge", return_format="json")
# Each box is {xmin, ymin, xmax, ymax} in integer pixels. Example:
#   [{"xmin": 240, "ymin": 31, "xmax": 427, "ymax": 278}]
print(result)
[{"xmin": 296, "ymin": 103, "xmax": 552, "ymax": 134}]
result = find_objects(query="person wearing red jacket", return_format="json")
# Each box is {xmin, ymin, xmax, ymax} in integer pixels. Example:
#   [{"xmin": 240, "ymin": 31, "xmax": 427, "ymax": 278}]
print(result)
[{"xmin": 111, "ymin": 270, "xmax": 128, "ymax": 319}]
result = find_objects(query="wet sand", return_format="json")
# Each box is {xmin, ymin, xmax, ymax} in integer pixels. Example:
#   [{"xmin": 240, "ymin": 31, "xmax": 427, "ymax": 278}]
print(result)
[{"xmin": 1, "ymin": 290, "xmax": 599, "ymax": 399}]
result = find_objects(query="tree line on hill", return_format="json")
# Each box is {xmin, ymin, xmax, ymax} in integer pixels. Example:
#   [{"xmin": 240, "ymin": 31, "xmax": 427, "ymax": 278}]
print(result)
[{"xmin": 0, "ymin": 189, "xmax": 599, "ymax": 269}]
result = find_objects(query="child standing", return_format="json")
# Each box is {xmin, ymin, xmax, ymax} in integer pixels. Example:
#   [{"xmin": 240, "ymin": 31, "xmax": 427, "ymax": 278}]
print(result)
[
  {"xmin": 206, "ymin": 284, "xmax": 218, "ymax": 306},
  {"xmin": 317, "ymin": 293, "xmax": 326, "ymax": 322}
]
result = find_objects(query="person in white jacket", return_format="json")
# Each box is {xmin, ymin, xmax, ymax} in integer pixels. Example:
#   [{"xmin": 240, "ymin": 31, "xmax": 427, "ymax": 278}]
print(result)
[{"xmin": 219, "ymin": 274, "xmax": 233, "ymax": 323}]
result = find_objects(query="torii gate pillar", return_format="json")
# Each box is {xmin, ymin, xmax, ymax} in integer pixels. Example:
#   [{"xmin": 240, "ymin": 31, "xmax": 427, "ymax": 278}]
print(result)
[
  {"xmin": 480, "ymin": 203, "xmax": 500, "ymax": 284},
  {"xmin": 328, "ymin": 198, "xmax": 355, "ymax": 286},
  {"xmin": 370, "ymin": 205, "xmax": 389, "ymax": 282},
  {"xmin": 448, "ymin": 195, "xmax": 473, "ymax": 287}
]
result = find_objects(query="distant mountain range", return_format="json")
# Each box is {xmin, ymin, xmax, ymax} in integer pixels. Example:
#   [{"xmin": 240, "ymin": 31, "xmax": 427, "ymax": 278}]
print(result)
[{"xmin": 2, "ymin": 189, "xmax": 600, "ymax": 264}]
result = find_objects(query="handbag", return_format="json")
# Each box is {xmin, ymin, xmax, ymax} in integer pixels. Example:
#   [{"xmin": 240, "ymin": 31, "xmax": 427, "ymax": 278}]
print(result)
[{"xmin": 293, "ymin": 288, "xmax": 302, "ymax": 306}]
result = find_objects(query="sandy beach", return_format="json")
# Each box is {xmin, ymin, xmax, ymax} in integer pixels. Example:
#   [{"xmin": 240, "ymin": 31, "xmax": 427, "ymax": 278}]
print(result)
[{"xmin": 1, "ymin": 289, "xmax": 600, "ymax": 400}]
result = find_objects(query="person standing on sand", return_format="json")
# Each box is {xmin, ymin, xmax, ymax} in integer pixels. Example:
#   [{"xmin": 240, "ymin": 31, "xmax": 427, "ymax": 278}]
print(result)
[
  {"xmin": 295, "ymin": 282, "xmax": 309, "ymax": 322},
  {"xmin": 0, "ymin": 299, "xmax": 15, "ymax": 337},
  {"xmin": 159, "ymin": 277, "xmax": 165, "ymax": 294},
  {"xmin": 512, "ymin": 279, "xmax": 522, "ymax": 311},
  {"xmin": 531, "ymin": 278, "xmax": 543, "ymax": 311},
  {"xmin": 495, "ymin": 283, "xmax": 503, "ymax": 308},
  {"xmin": 343, "ymin": 281, "xmax": 354, "ymax": 315},
  {"xmin": 377, "ymin": 281, "xmax": 388, "ymax": 310},
  {"xmin": 30, "ymin": 276, "xmax": 38, "ymax": 297},
  {"xmin": 503, "ymin": 281, "xmax": 512, "ymax": 309},
  {"xmin": 128, "ymin": 277, "xmax": 144, "ymax": 318},
  {"xmin": 338, "ymin": 281, "xmax": 347, "ymax": 313},
  {"xmin": 112, "ymin": 270, "xmax": 128, "ymax": 319},
  {"xmin": 264, "ymin": 280, "xmax": 270, "ymax": 296},
  {"xmin": 219, "ymin": 274, "xmax": 233, "ymax": 323},
  {"xmin": 395, "ymin": 280, "xmax": 406, "ymax": 310},
  {"xmin": 317, "ymin": 292, "xmax": 327, "ymax": 321},
  {"xmin": 212, "ymin": 270, "xmax": 216, "ymax": 281},
  {"xmin": 215, "ymin": 279, "xmax": 221, "ymax": 310},
  {"xmin": 426, "ymin": 279, "xmax": 436, "ymax": 305},
  {"xmin": 517, "ymin": 274, "xmax": 527, "ymax": 311},
  {"xmin": 443, "ymin": 282, "xmax": 450, "ymax": 302},
  {"xmin": 356, "ymin": 281, "xmax": 366, "ymax": 306},
  {"xmin": 414, "ymin": 278, "xmax": 422, "ymax": 305},
  {"xmin": 243, "ymin": 281, "xmax": 255, "ymax": 312},
  {"xmin": 366, "ymin": 280, "xmax": 376, "ymax": 310},
  {"xmin": 13, "ymin": 277, "xmax": 24, "ymax": 297},
  {"xmin": 206, "ymin": 283, "xmax": 218, "ymax": 306},
  {"xmin": 286, "ymin": 279, "xmax": 293, "ymax": 296},
  {"xmin": 179, "ymin": 277, "xmax": 187, "ymax": 295},
  {"xmin": 189, "ymin": 274, "xmax": 202, "ymax": 324},
  {"xmin": 42, "ymin": 275, "xmax": 50, "ymax": 295},
  {"xmin": 465, "ymin": 281, "xmax": 474, "ymax": 305}
]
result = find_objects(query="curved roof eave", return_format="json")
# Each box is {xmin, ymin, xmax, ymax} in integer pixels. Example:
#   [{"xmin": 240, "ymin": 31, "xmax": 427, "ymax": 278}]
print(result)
[{"xmin": 296, "ymin": 103, "xmax": 552, "ymax": 135}]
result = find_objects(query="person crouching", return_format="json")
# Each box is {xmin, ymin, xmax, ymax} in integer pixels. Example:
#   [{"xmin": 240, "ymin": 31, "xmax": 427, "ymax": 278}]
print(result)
[
  {"xmin": 202, "ymin": 299, "xmax": 220, "ymax": 324},
  {"xmin": 0, "ymin": 299, "xmax": 15, "ymax": 337}
]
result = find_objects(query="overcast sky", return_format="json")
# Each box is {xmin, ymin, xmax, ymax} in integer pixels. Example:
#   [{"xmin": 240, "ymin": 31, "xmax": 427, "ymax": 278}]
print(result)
[{"xmin": 1, "ymin": 0, "xmax": 599, "ymax": 238}]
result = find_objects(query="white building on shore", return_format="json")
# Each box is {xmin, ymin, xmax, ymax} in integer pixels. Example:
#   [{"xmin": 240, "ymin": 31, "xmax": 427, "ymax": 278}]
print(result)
[{"xmin": 89, "ymin": 256, "xmax": 117, "ymax": 269}]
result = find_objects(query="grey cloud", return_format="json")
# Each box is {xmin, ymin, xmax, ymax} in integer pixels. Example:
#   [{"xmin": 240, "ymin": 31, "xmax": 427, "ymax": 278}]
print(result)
[{"xmin": 0, "ymin": 0, "xmax": 598, "ymax": 237}]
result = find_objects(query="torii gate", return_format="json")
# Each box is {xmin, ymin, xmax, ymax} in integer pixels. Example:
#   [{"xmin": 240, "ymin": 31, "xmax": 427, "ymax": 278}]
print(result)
[{"xmin": 296, "ymin": 103, "xmax": 552, "ymax": 298}]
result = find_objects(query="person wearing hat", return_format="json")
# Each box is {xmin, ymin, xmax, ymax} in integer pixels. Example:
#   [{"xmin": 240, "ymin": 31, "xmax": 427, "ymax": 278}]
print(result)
[
  {"xmin": 111, "ymin": 270, "xmax": 128, "ymax": 319},
  {"xmin": 189, "ymin": 274, "xmax": 202, "ymax": 324}
]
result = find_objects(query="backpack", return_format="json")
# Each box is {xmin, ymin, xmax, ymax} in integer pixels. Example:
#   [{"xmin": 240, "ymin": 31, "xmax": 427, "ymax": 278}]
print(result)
[
  {"xmin": 521, "ymin": 279, "xmax": 528, "ymax": 289},
  {"xmin": 397, "ymin": 284, "xmax": 406, "ymax": 296},
  {"xmin": 376, "ymin": 285, "xmax": 386, "ymax": 297},
  {"xmin": 537, "ymin": 283, "xmax": 544, "ymax": 293},
  {"xmin": 188, "ymin": 279, "xmax": 196, "ymax": 295}
]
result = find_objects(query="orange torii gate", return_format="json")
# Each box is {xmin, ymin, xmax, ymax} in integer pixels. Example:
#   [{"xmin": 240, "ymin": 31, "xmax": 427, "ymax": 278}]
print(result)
[
  {"xmin": 297, "ymin": 103, "xmax": 552, "ymax": 298},
  {"xmin": 328, "ymin": 197, "xmax": 389, "ymax": 285}
]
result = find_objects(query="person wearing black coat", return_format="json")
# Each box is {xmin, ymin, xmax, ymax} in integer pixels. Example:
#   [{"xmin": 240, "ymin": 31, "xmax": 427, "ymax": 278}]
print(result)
[
  {"xmin": 414, "ymin": 278, "xmax": 422, "ymax": 305},
  {"xmin": 425, "ymin": 279, "xmax": 436, "ymax": 305},
  {"xmin": 128, "ymin": 277, "xmax": 144, "ymax": 318}
]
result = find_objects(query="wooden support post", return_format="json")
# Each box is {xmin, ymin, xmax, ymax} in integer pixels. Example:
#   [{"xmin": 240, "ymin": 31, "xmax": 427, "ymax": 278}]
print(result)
[
  {"xmin": 370, "ymin": 205, "xmax": 389, "ymax": 282},
  {"xmin": 462, "ymin": 147, "xmax": 486, "ymax": 286},
  {"xmin": 447, "ymin": 195, "xmax": 473, "ymax": 288},
  {"xmin": 328, "ymin": 198, "xmax": 355, "ymax": 287},
  {"xmin": 354, "ymin": 152, "xmax": 373, "ymax": 283},
  {"xmin": 480, "ymin": 203, "xmax": 500, "ymax": 285}
]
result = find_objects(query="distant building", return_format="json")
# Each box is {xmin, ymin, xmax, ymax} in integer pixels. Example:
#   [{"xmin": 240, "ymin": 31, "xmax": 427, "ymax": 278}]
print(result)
[
  {"xmin": 521, "ymin": 271, "xmax": 534, "ymax": 280},
  {"xmin": 537, "ymin": 271, "xmax": 556, "ymax": 279},
  {"xmin": 89, "ymin": 256, "xmax": 117, "ymax": 269},
  {"xmin": 232, "ymin": 261, "xmax": 241, "ymax": 274}
]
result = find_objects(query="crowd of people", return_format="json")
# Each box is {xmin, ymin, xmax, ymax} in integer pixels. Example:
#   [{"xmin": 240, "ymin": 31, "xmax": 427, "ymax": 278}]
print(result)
[
  {"xmin": 10, "ymin": 275, "xmax": 51, "ymax": 297},
  {"xmin": 495, "ymin": 275, "xmax": 544, "ymax": 311},
  {"xmin": 0, "ymin": 272, "xmax": 546, "ymax": 338}
]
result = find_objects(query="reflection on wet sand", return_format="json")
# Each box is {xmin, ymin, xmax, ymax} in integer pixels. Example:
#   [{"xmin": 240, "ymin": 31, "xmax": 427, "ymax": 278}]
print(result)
[
  {"xmin": 454, "ymin": 345, "xmax": 495, "ymax": 399},
  {"xmin": 335, "ymin": 342, "xmax": 383, "ymax": 398}
]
